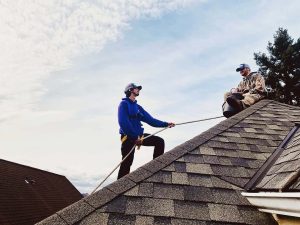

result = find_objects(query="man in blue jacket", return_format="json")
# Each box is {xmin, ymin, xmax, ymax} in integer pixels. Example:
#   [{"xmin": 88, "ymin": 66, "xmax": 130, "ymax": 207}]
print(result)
[{"xmin": 117, "ymin": 83, "xmax": 175, "ymax": 179}]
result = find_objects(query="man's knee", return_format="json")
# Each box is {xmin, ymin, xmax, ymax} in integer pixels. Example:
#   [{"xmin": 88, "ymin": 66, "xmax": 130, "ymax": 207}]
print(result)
[
  {"xmin": 156, "ymin": 137, "xmax": 165, "ymax": 149},
  {"xmin": 243, "ymin": 93, "xmax": 261, "ymax": 106},
  {"xmin": 153, "ymin": 137, "xmax": 165, "ymax": 157},
  {"xmin": 224, "ymin": 92, "xmax": 231, "ymax": 102}
]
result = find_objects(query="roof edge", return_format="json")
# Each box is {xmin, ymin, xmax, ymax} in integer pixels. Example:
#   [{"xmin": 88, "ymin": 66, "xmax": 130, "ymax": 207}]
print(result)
[
  {"xmin": 0, "ymin": 158, "xmax": 66, "ymax": 178},
  {"xmin": 36, "ymin": 99, "xmax": 275, "ymax": 225},
  {"xmin": 242, "ymin": 192, "xmax": 300, "ymax": 218}
]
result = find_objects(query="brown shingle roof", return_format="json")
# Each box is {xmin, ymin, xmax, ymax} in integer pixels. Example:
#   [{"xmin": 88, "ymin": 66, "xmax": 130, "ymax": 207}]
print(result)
[
  {"xmin": 0, "ymin": 159, "xmax": 82, "ymax": 225},
  {"xmin": 36, "ymin": 100, "xmax": 300, "ymax": 225}
]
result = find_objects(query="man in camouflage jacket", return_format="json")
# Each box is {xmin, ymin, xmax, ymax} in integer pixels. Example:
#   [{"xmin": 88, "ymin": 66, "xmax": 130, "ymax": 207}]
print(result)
[{"xmin": 224, "ymin": 63, "xmax": 266, "ymax": 111}]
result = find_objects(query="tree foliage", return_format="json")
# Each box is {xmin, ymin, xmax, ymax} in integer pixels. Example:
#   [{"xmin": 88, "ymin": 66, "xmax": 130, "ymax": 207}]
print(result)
[{"xmin": 254, "ymin": 28, "xmax": 300, "ymax": 106}]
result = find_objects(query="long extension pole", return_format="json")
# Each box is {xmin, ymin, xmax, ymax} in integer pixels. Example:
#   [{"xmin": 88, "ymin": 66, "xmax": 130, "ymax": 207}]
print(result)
[{"xmin": 90, "ymin": 115, "xmax": 224, "ymax": 194}]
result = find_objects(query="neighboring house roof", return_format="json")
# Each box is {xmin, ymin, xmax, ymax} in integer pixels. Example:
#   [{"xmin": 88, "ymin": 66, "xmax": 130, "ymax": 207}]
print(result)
[
  {"xmin": 0, "ymin": 159, "xmax": 83, "ymax": 225},
  {"xmin": 36, "ymin": 100, "xmax": 300, "ymax": 225}
]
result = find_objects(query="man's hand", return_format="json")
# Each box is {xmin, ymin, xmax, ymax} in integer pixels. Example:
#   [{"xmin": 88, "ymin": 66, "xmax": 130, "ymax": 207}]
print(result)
[
  {"xmin": 135, "ymin": 138, "xmax": 143, "ymax": 146},
  {"xmin": 168, "ymin": 122, "xmax": 175, "ymax": 128},
  {"xmin": 230, "ymin": 88, "xmax": 239, "ymax": 93}
]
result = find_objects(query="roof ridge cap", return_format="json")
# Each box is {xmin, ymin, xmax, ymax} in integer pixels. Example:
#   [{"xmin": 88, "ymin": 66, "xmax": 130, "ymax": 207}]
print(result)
[{"xmin": 273, "ymin": 101, "xmax": 300, "ymax": 109}]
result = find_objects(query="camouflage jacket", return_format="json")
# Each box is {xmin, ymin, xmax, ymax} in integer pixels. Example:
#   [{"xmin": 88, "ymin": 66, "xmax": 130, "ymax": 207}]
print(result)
[{"xmin": 237, "ymin": 72, "xmax": 266, "ymax": 95}]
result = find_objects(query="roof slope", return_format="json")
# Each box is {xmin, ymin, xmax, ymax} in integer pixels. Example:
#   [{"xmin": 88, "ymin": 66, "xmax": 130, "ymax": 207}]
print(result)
[
  {"xmin": 253, "ymin": 124, "xmax": 300, "ymax": 191},
  {"xmin": 36, "ymin": 100, "xmax": 300, "ymax": 225},
  {"xmin": 0, "ymin": 159, "xmax": 82, "ymax": 225}
]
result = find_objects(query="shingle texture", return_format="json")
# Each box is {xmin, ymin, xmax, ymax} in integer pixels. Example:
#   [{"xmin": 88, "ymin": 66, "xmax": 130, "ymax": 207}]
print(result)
[
  {"xmin": 255, "ymin": 125, "xmax": 300, "ymax": 190},
  {"xmin": 37, "ymin": 100, "xmax": 300, "ymax": 225},
  {"xmin": 0, "ymin": 159, "xmax": 82, "ymax": 225}
]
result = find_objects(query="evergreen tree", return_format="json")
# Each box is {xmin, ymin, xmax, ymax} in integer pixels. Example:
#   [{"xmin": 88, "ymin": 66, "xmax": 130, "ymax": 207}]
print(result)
[{"xmin": 254, "ymin": 28, "xmax": 300, "ymax": 106}]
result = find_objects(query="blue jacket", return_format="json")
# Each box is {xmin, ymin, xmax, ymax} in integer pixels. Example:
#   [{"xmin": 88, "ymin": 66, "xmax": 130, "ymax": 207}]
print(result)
[{"xmin": 118, "ymin": 98, "xmax": 168, "ymax": 140}]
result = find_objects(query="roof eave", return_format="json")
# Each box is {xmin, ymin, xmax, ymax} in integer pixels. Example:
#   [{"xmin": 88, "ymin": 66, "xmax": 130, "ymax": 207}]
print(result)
[{"xmin": 242, "ymin": 192, "xmax": 300, "ymax": 218}]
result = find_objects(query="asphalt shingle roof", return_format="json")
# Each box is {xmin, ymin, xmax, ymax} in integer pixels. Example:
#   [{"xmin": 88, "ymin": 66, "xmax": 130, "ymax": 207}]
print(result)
[
  {"xmin": 0, "ymin": 159, "xmax": 83, "ymax": 225},
  {"xmin": 254, "ymin": 124, "xmax": 300, "ymax": 191},
  {"xmin": 36, "ymin": 100, "xmax": 300, "ymax": 225}
]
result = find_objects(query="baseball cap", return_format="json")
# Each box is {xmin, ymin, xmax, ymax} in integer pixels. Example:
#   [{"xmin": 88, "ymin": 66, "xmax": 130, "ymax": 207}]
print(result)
[
  {"xmin": 124, "ymin": 83, "xmax": 142, "ymax": 94},
  {"xmin": 236, "ymin": 64, "xmax": 250, "ymax": 72}
]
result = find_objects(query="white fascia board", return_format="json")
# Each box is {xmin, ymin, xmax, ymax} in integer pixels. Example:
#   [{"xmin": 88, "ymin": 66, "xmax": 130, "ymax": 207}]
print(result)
[
  {"xmin": 259, "ymin": 209, "xmax": 300, "ymax": 218},
  {"xmin": 242, "ymin": 192, "xmax": 300, "ymax": 218}
]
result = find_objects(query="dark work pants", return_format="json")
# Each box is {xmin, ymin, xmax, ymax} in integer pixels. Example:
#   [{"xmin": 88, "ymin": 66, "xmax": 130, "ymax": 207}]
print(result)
[{"xmin": 117, "ymin": 133, "xmax": 165, "ymax": 179}]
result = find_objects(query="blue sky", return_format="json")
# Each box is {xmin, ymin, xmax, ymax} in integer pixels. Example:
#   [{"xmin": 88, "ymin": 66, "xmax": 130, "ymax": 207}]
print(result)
[{"xmin": 1, "ymin": 0, "xmax": 300, "ymax": 193}]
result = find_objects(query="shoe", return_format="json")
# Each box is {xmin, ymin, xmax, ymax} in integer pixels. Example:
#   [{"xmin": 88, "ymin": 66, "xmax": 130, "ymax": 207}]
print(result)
[{"xmin": 226, "ymin": 96, "xmax": 244, "ymax": 111}]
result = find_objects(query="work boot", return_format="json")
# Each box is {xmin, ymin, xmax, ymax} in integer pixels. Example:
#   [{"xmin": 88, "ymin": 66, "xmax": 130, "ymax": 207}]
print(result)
[{"xmin": 226, "ymin": 96, "xmax": 244, "ymax": 112}]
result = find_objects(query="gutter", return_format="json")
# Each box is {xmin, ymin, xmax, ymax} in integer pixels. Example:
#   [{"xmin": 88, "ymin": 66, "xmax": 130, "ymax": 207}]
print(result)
[{"xmin": 242, "ymin": 192, "xmax": 300, "ymax": 218}]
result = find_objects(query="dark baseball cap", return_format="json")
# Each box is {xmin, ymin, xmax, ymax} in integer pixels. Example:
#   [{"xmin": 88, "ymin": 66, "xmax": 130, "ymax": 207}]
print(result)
[{"xmin": 236, "ymin": 63, "xmax": 250, "ymax": 72}]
